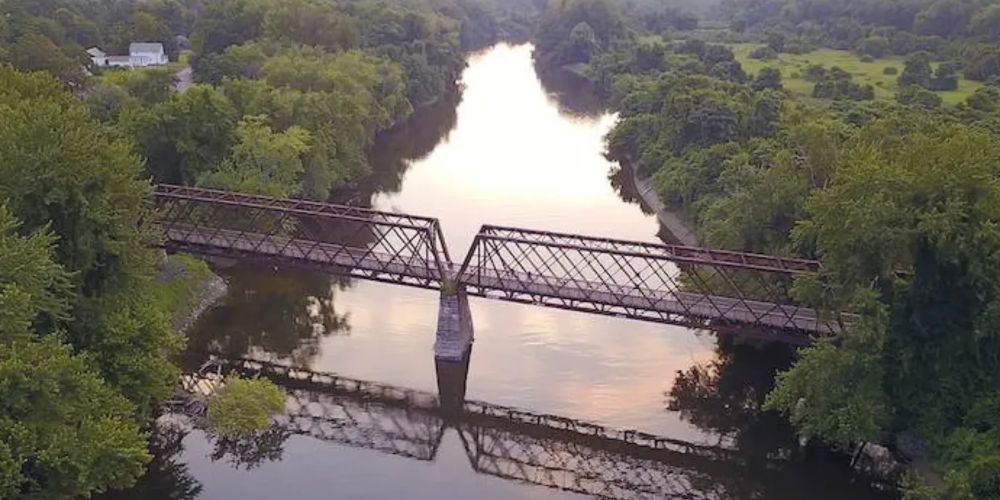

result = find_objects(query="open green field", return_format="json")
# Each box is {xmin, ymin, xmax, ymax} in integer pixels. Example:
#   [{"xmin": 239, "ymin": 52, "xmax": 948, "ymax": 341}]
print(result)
[{"xmin": 730, "ymin": 43, "xmax": 983, "ymax": 106}]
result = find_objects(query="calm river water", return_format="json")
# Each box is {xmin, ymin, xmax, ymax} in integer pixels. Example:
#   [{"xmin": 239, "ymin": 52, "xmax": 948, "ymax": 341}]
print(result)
[{"xmin": 106, "ymin": 44, "xmax": 894, "ymax": 500}]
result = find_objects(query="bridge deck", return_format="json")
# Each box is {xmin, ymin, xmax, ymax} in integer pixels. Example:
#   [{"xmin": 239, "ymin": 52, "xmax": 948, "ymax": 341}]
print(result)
[{"xmin": 161, "ymin": 225, "xmax": 840, "ymax": 335}]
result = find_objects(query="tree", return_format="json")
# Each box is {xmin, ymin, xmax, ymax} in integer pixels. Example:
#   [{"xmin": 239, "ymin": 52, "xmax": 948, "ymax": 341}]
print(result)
[
  {"xmin": 262, "ymin": 0, "xmax": 360, "ymax": 51},
  {"xmin": 970, "ymin": 5, "xmax": 1000, "ymax": 41},
  {"xmin": 793, "ymin": 120, "xmax": 1000, "ymax": 435},
  {"xmin": 751, "ymin": 66, "xmax": 782, "ymax": 91},
  {"xmin": 111, "ymin": 68, "xmax": 177, "ymax": 104},
  {"xmin": 914, "ymin": 0, "xmax": 973, "ymax": 38},
  {"xmin": 0, "ymin": 338, "xmax": 151, "ymax": 498},
  {"xmin": 191, "ymin": 0, "xmax": 265, "ymax": 56},
  {"xmin": 897, "ymin": 85, "xmax": 942, "ymax": 108},
  {"xmin": 748, "ymin": 46, "xmax": 778, "ymax": 60},
  {"xmin": 960, "ymin": 43, "xmax": 1000, "ymax": 82},
  {"xmin": 0, "ymin": 206, "xmax": 70, "ymax": 343},
  {"xmin": 197, "ymin": 116, "xmax": 312, "ymax": 197},
  {"xmin": 929, "ymin": 62, "xmax": 958, "ymax": 91},
  {"xmin": 898, "ymin": 52, "xmax": 933, "ymax": 88},
  {"xmin": 856, "ymin": 36, "xmax": 889, "ymax": 58},
  {"xmin": 966, "ymin": 86, "xmax": 1000, "ymax": 112},
  {"xmin": 4, "ymin": 34, "xmax": 85, "ymax": 87},
  {"xmin": 0, "ymin": 66, "xmax": 180, "ymax": 416},
  {"xmin": 207, "ymin": 377, "xmax": 286, "ymax": 437},
  {"xmin": 567, "ymin": 21, "xmax": 598, "ymax": 63},
  {"xmin": 765, "ymin": 331, "xmax": 890, "ymax": 449},
  {"xmin": 122, "ymin": 84, "xmax": 238, "ymax": 184},
  {"xmin": 0, "ymin": 201, "xmax": 150, "ymax": 498},
  {"xmin": 813, "ymin": 68, "xmax": 875, "ymax": 100},
  {"xmin": 84, "ymin": 82, "xmax": 133, "ymax": 123}
]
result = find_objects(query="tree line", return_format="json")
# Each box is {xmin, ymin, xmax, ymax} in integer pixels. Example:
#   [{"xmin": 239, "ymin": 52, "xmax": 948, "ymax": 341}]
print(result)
[
  {"xmin": 722, "ymin": 0, "xmax": 1000, "ymax": 85},
  {"xmin": 0, "ymin": 0, "xmax": 535, "ymax": 497},
  {"xmin": 534, "ymin": 0, "xmax": 1000, "ymax": 498}
]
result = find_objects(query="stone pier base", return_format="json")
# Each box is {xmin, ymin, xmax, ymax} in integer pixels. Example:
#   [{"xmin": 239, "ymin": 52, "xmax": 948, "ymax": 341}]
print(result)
[
  {"xmin": 434, "ymin": 289, "xmax": 474, "ymax": 361},
  {"xmin": 435, "ymin": 348, "xmax": 471, "ymax": 415}
]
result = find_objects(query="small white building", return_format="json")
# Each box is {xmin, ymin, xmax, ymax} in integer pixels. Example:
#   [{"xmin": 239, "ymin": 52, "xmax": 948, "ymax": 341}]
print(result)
[
  {"xmin": 129, "ymin": 42, "xmax": 169, "ymax": 67},
  {"xmin": 87, "ymin": 42, "xmax": 168, "ymax": 69},
  {"xmin": 86, "ymin": 47, "xmax": 107, "ymax": 66},
  {"xmin": 106, "ymin": 56, "xmax": 133, "ymax": 68}
]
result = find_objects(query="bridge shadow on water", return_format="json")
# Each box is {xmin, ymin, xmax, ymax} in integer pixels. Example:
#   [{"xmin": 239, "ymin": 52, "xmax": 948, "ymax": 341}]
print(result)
[{"xmin": 137, "ymin": 349, "xmax": 896, "ymax": 500}]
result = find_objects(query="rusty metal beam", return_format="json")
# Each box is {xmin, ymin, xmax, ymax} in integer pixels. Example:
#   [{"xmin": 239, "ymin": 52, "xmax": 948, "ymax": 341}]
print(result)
[{"xmin": 151, "ymin": 185, "xmax": 849, "ymax": 338}]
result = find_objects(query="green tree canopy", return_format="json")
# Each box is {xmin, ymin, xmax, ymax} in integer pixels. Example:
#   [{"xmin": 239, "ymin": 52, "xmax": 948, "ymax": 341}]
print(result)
[
  {"xmin": 0, "ymin": 338, "xmax": 151, "ymax": 499},
  {"xmin": 198, "ymin": 116, "xmax": 312, "ymax": 197},
  {"xmin": 0, "ymin": 66, "xmax": 180, "ymax": 416}
]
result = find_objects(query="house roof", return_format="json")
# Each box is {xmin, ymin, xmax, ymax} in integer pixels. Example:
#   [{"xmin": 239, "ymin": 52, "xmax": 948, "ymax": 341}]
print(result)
[
  {"xmin": 86, "ymin": 47, "xmax": 105, "ymax": 57},
  {"xmin": 130, "ymin": 42, "xmax": 164, "ymax": 54}
]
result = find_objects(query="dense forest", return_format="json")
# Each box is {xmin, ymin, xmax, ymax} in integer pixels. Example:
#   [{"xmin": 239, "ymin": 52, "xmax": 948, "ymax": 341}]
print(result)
[
  {"xmin": 532, "ymin": 0, "xmax": 999, "ymax": 498},
  {"xmin": 1, "ymin": 0, "xmax": 540, "ymax": 200},
  {"xmin": 0, "ymin": 0, "xmax": 534, "ymax": 497},
  {"xmin": 1, "ymin": 0, "xmax": 999, "ymax": 497}
]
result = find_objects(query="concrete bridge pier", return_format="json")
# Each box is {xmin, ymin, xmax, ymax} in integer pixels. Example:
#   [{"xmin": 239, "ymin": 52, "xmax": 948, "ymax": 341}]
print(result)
[
  {"xmin": 434, "ymin": 289, "xmax": 474, "ymax": 362},
  {"xmin": 435, "ymin": 346, "xmax": 471, "ymax": 415}
]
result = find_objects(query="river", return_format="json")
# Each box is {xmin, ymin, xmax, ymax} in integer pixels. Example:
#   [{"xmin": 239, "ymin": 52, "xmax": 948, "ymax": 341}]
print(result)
[{"xmin": 105, "ymin": 44, "xmax": 894, "ymax": 500}]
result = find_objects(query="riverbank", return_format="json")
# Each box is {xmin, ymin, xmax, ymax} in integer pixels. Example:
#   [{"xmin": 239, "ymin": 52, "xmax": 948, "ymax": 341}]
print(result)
[
  {"xmin": 626, "ymin": 163, "xmax": 700, "ymax": 246},
  {"xmin": 154, "ymin": 254, "xmax": 227, "ymax": 333}
]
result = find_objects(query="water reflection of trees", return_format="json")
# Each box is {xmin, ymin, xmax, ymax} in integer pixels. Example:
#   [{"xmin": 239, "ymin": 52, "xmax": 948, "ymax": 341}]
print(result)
[
  {"xmin": 184, "ymin": 264, "xmax": 351, "ymax": 369},
  {"xmin": 344, "ymin": 88, "xmax": 462, "ymax": 204},
  {"xmin": 95, "ymin": 419, "xmax": 203, "ymax": 500},
  {"xmin": 207, "ymin": 425, "xmax": 291, "ymax": 470},
  {"xmin": 535, "ymin": 61, "xmax": 607, "ymax": 118},
  {"xmin": 667, "ymin": 335, "xmax": 800, "ymax": 456},
  {"xmin": 667, "ymin": 336, "xmax": 895, "ymax": 497}
]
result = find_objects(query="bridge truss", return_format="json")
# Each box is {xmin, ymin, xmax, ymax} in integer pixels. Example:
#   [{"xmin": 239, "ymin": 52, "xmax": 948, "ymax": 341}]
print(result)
[
  {"xmin": 458, "ymin": 225, "xmax": 845, "ymax": 338},
  {"xmin": 153, "ymin": 185, "xmax": 850, "ymax": 337},
  {"xmin": 153, "ymin": 184, "xmax": 452, "ymax": 289}
]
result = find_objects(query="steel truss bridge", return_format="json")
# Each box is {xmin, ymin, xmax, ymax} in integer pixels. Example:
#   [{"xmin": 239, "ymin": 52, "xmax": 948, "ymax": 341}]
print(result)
[
  {"xmin": 173, "ymin": 358, "xmax": 861, "ymax": 500},
  {"xmin": 154, "ymin": 184, "xmax": 851, "ymax": 340}
]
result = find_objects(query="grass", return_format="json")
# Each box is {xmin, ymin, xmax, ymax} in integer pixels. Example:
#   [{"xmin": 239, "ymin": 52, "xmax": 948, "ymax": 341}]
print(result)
[
  {"xmin": 730, "ymin": 43, "xmax": 983, "ymax": 106},
  {"xmin": 152, "ymin": 254, "xmax": 214, "ymax": 326}
]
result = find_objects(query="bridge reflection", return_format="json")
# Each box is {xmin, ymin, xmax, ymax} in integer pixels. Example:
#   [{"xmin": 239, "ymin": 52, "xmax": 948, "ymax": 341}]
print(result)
[{"xmin": 172, "ymin": 356, "xmax": 883, "ymax": 500}]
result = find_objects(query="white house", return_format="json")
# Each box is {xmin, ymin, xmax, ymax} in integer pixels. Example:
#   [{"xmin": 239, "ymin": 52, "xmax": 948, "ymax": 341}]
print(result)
[
  {"xmin": 129, "ymin": 42, "xmax": 169, "ymax": 67},
  {"xmin": 86, "ymin": 47, "xmax": 107, "ymax": 66},
  {"xmin": 87, "ymin": 42, "xmax": 168, "ymax": 69},
  {"xmin": 106, "ymin": 56, "xmax": 133, "ymax": 68}
]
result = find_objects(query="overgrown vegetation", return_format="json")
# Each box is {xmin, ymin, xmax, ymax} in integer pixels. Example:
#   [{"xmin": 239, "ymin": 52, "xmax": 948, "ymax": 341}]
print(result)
[
  {"xmin": 207, "ymin": 377, "xmax": 286, "ymax": 437},
  {"xmin": 0, "ymin": 0, "xmax": 538, "ymax": 496},
  {"xmin": 534, "ymin": 0, "xmax": 1000, "ymax": 496},
  {"xmin": 3, "ymin": 0, "xmax": 1000, "ymax": 497},
  {"xmin": 0, "ymin": 65, "xmax": 178, "ymax": 497}
]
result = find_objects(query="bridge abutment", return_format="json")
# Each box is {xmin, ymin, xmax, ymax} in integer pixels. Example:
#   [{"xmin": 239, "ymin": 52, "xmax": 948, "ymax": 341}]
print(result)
[{"xmin": 434, "ymin": 289, "xmax": 474, "ymax": 362}]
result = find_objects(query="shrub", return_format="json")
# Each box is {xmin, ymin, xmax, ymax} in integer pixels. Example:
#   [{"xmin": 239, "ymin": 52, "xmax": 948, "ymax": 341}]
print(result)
[
  {"xmin": 966, "ymin": 455, "xmax": 1000, "ymax": 500},
  {"xmin": 803, "ymin": 64, "xmax": 827, "ymax": 81},
  {"xmin": 896, "ymin": 85, "xmax": 942, "ymax": 109},
  {"xmin": 860, "ymin": 55, "xmax": 875, "ymax": 63},
  {"xmin": 883, "ymin": 66, "xmax": 899, "ymax": 75},
  {"xmin": 749, "ymin": 46, "xmax": 778, "ymax": 60},
  {"xmin": 783, "ymin": 42, "xmax": 812, "ymax": 54},
  {"xmin": 208, "ymin": 377, "xmax": 286, "ymax": 437}
]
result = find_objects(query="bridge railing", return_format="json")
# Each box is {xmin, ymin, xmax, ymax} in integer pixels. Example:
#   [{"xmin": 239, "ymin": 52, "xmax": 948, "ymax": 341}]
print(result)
[
  {"xmin": 152, "ymin": 184, "xmax": 452, "ymax": 288},
  {"xmin": 456, "ymin": 225, "xmax": 845, "ymax": 337}
]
